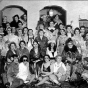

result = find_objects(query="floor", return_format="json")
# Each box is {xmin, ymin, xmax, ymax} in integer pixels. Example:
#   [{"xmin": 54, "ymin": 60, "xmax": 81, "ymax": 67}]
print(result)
[{"xmin": 0, "ymin": 79, "xmax": 88, "ymax": 88}]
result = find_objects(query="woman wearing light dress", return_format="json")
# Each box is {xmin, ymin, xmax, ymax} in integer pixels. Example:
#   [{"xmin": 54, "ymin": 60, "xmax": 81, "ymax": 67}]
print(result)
[
  {"xmin": 23, "ymin": 27, "xmax": 29, "ymax": 45},
  {"xmin": 47, "ymin": 21, "xmax": 58, "ymax": 41},
  {"xmin": 57, "ymin": 29, "xmax": 68, "ymax": 55},
  {"xmin": 72, "ymin": 27, "xmax": 86, "ymax": 56}
]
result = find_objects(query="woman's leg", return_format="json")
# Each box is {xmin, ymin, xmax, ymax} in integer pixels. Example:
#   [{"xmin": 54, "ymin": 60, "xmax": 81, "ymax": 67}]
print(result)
[
  {"xmin": 29, "ymin": 74, "xmax": 35, "ymax": 83},
  {"xmin": 10, "ymin": 78, "xmax": 24, "ymax": 88},
  {"xmin": 49, "ymin": 74, "xmax": 60, "ymax": 85},
  {"xmin": 59, "ymin": 75, "xmax": 66, "ymax": 82},
  {"xmin": 27, "ymin": 74, "xmax": 36, "ymax": 85},
  {"xmin": 36, "ymin": 77, "xmax": 49, "ymax": 86}
]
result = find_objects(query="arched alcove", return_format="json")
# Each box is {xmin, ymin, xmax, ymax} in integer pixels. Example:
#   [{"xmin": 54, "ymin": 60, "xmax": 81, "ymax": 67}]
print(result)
[
  {"xmin": 40, "ymin": 5, "xmax": 66, "ymax": 25},
  {"xmin": 0, "ymin": 5, "xmax": 27, "ymax": 26}
]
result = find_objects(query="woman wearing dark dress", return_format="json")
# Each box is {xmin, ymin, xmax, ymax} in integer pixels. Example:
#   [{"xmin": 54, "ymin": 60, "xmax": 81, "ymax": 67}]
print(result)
[
  {"xmin": 10, "ymin": 15, "xmax": 22, "ymax": 28},
  {"xmin": 29, "ymin": 41, "xmax": 42, "ymax": 79},
  {"xmin": 62, "ymin": 38, "xmax": 79, "ymax": 63},
  {"xmin": 35, "ymin": 55, "xmax": 51, "ymax": 86}
]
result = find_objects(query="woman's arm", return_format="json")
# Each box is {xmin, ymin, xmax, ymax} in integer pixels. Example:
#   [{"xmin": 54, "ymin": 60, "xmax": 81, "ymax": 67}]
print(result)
[{"xmin": 43, "ymin": 63, "xmax": 54, "ymax": 76}]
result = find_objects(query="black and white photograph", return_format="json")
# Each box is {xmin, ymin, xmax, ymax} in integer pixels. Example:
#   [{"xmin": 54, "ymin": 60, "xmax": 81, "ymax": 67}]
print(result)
[{"xmin": 0, "ymin": 0, "xmax": 88, "ymax": 88}]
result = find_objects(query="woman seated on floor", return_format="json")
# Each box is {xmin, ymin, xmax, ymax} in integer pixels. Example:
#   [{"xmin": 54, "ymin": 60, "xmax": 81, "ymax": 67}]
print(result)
[
  {"xmin": 36, "ymin": 55, "xmax": 67, "ymax": 86},
  {"xmin": 35, "ymin": 55, "xmax": 54, "ymax": 86},
  {"xmin": 49, "ymin": 55, "xmax": 67, "ymax": 85},
  {"xmin": 29, "ymin": 40, "xmax": 43, "ymax": 79},
  {"xmin": 11, "ymin": 55, "xmax": 35, "ymax": 88},
  {"xmin": 2, "ymin": 55, "xmax": 15, "ymax": 87}
]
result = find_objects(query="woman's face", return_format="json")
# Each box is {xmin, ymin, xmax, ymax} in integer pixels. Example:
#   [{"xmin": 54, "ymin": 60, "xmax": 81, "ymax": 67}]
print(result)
[
  {"xmin": 23, "ymin": 57, "xmax": 28, "ymax": 65},
  {"xmin": 12, "ymin": 27, "xmax": 16, "ymax": 34},
  {"xmin": 28, "ymin": 30, "xmax": 33, "ymax": 35},
  {"xmin": 18, "ymin": 30, "xmax": 22, "ymax": 35},
  {"xmin": 39, "ymin": 24, "xmax": 44, "ymax": 29},
  {"xmin": 15, "ymin": 16, "xmax": 19, "ymax": 22},
  {"xmin": 55, "ymin": 15, "xmax": 59, "ymax": 20},
  {"xmin": 56, "ymin": 56, "xmax": 62, "ymax": 63},
  {"xmin": 14, "ymin": 57, "xmax": 18, "ymax": 63},
  {"xmin": 7, "ymin": 28, "xmax": 11, "ymax": 34},
  {"xmin": 67, "ymin": 27, "xmax": 72, "ymax": 33},
  {"xmin": 7, "ymin": 58, "xmax": 12, "ymax": 63},
  {"xmin": 6, "ymin": 23, "xmax": 10, "ymax": 28},
  {"xmin": 50, "ymin": 22, "xmax": 54, "ymax": 27},
  {"xmin": 45, "ymin": 56, "xmax": 50, "ymax": 62},
  {"xmin": 60, "ymin": 29, "xmax": 65, "ymax": 35},
  {"xmin": 75, "ymin": 30, "xmax": 80, "ymax": 35},
  {"xmin": 33, "ymin": 42, "xmax": 38, "ymax": 48},
  {"xmin": 39, "ymin": 31, "xmax": 44, "ymax": 36},
  {"xmin": 51, "ymin": 43, "xmax": 55, "ymax": 48},
  {"xmin": 80, "ymin": 28, "xmax": 85, "ymax": 34},
  {"xmin": 59, "ymin": 24, "xmax": 64, "ymax": 29},
  {"xmin": 10, "ymin": 44, "xmax": 16, "ymax": 50},
  {"xmin": 68, "ymin": 42, "xmax": 73, "ymax": 49},
  {"xmin": 18, "ymin": 23, "xmax": 22, "ymax": 28},
  {"xmin": 24, "ymin": 28, "xmax": 28, "ymax": 34},
  {"xmin": 20, "ymin": 42, "xmax": 25, "ymax": 49}
]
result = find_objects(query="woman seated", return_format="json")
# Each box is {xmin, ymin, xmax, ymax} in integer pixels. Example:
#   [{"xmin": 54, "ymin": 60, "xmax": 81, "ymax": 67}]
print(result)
[
  {"xmin": 46, "ymin": 40, "xmax": 57, "ymax": 59},
  {"xmin": 62, "ymin": 38, "xmax": 79, "ymax": 63},
  {"xmin": 49, "ymin": 55, "xmax": 67, "ymax": 85},
  {"xmin": 36, "ymin": 55, "xmax": 67, "ymax": 86},
  {"xmin": 35, "ymin": 55, "xmax": 52, "ymax": 86},
  {"xmin": 16, "ymin": 55, "xmax": 35, "ymax": 84},
  {"xmin": 10, "ymin": 55, "xmax": 35, "ymax": 88},
  {"xmin": 2, "ymin": 55, "xmax": 14, "ymax": 86},
  {"xmin": 29, "ymin": 41, "xmax": 43, "ymax": 78},
  {"xmin": 6, "ymin": 42, "xmax": 18, "ymax": 60}
]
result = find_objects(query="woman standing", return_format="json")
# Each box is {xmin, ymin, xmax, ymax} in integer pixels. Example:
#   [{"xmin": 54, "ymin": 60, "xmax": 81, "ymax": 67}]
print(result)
[
  {"xmin": 23, "ymin": 27, "xmax": 29, "ymax": 45},
  {"xmin": 57, "ymin": 29, "xmax": 68, "ymax": 55},
  {"xmin": 27, "ymin": 29, "xmax": 34, "ymax": 52},
  {"xmin": 72, "ymin": 28, "xmax": 86, "ymax": 55}
]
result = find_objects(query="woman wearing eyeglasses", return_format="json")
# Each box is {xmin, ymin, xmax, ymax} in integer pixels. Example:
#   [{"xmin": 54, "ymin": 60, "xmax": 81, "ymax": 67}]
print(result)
[
  {"xmin": 16, "ymin": 55, "xmax": 35, "ymax": 84},
  {"xmin": 62, "ymin": 38, "xmax": 79, "ymax": 63}
]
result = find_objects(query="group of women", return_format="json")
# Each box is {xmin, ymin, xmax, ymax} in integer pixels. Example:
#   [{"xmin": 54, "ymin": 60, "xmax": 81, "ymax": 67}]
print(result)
[{"xmin": 0, "ymin": 14, "xmax": 88, "ymax": 88}]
